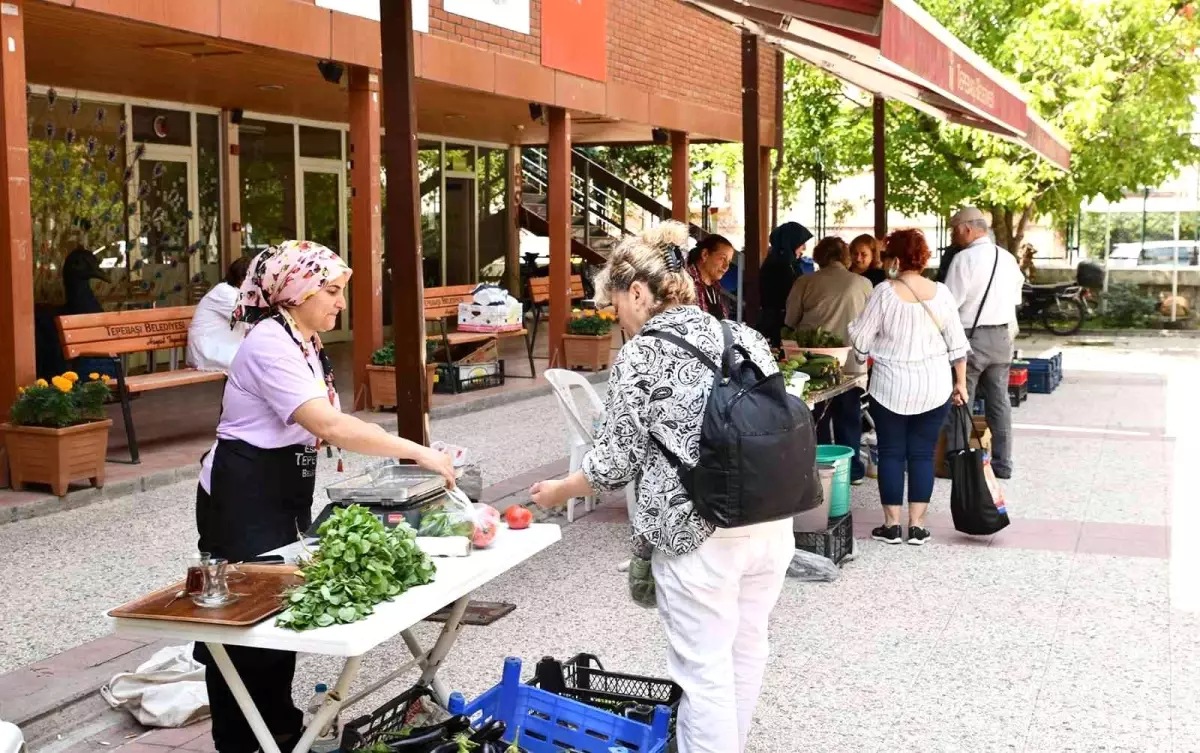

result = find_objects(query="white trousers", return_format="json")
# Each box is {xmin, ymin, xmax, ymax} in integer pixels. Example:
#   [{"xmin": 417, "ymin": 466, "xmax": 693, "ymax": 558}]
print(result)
[{"xmin": 652, "ymin": 519, "xmax": 793, "ymax": 753}]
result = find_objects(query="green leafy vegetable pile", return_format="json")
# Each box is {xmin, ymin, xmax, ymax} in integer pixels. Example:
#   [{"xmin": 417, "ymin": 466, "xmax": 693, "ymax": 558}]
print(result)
[
  {"xmin": 276, "ymin": 505, "xmax": 436, "ymax": 631},
  {"xmin": 790, "ymin": 326, "xmax": 845, "ymax": 348}
]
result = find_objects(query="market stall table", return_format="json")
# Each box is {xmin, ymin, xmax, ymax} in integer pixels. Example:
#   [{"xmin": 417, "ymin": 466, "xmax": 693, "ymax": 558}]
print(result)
[
  {"xmin": 805, "ymin": 373, "xmax": 869, "ymax": 409},
  {"xmin": 109, "ymin": 524, "xmax": 561, "ymax": 753}
]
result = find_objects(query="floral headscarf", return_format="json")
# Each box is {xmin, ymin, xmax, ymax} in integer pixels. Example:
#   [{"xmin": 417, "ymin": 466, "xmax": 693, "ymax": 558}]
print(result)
[{"xmin": 232, "ymin": 241, "xmax": 352, "ymax": 432}]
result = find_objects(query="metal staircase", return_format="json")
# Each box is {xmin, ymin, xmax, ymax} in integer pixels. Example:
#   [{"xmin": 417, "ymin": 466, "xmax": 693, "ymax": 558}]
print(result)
[{"xmin": 518, "ymin": 148, "xmax": 706, "ymax": 267}]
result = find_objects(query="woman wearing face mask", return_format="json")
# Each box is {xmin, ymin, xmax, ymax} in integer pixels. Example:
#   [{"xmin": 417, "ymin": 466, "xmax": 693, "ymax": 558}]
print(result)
[
  {"xmin": 530, "ymin": 222, "xmax": 791, "ymax": 753},
  {"xmin": 192, "ymin": 241, "xmax": 455, "ymax": 753},
  {"xmin": 686, "ymin": 234, "xmax": 735, "ymax": 319},
  {"xmin": 848, "ymin": 230, "xmax": 970, "ymax": 546},
  {"xmin": 758, "ymin": 222, "xmax": 813, "ymax": 346}
]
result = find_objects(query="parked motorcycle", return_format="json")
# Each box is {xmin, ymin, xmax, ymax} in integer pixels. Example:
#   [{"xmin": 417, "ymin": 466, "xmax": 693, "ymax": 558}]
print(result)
[{"xmin": 1019, "ymin": 281, "xmax": 1087, "ymax": 335}]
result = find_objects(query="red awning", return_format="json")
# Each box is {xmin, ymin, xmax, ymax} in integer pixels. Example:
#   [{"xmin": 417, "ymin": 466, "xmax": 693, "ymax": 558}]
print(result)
[{"xmin": 683, "ymin": 0, "xmax": 1070, "ymax": 170}]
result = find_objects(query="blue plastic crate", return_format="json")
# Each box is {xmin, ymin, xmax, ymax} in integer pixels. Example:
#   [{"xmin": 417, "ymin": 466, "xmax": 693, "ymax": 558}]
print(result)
[
  {"xmin": 1029, "ymin": 370, "xmax": 1057, "ymax": 394},
  {"xmin": 448, "ymin": 658, "xmax": 671, "ymax": 753}
]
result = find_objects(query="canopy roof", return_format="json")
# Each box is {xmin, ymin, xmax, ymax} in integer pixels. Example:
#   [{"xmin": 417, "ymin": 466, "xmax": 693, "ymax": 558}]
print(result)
[{"xmin": 684, "ymin": 0, "xmax": 1071, "ymax": 170}]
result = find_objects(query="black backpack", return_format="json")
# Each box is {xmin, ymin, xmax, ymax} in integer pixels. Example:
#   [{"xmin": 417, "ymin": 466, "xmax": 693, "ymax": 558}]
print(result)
[{"xmin": 646, "ymin": 320, "xmax": 819, "ymax": 528}]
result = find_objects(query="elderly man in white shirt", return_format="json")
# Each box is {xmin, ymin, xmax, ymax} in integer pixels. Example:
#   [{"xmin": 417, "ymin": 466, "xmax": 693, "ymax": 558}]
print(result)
[
  {"xmin": 943, "ymin": 207, "xmax": 1024, "ymax": 479},
  {"xmin": 186, "ymin": 256, "xmax": 251, "ymax": 372}
]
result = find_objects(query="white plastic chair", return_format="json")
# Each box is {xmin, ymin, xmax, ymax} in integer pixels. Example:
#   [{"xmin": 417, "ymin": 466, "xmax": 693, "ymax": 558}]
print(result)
[{"xmin": 544, "ymin": 369, "xmax": 636, "ymax": 523}]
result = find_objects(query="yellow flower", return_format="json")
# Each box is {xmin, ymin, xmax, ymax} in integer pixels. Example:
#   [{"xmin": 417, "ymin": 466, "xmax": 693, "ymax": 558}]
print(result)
[
  {"xmin": 572, "ymin": 308, "xmax": 582, "ymax": 314},
  {"xmin": 88, "ymin": 372, "xmax": 100, "ymax": 380},
  {"xmin": 51, "ymin": 376, "xmax": 73, "ymax": 392},
  {"xmin": 581, "ymin": 310, "xmax": 595, "ymax": 318},
  {"xmin": 62, "ymin": 371, "xmax": 79, "ymax": 382},
  {"xmin": 35, "ymin": 378, "xmax": 48, "ymax": 388},
  {"xmin": 17, "ymin": 387, "xmax": 24, "ymax": 395}
]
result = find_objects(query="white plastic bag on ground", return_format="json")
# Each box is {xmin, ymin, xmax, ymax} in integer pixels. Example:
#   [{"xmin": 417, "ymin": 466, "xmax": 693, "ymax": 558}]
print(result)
[
  {"xmin": 100, "ymin": 644, "xmax": 209, "ymax": 727},
  {"xmin": 787, "ymin": 549, "xmax": 841, "ymax": 582}
]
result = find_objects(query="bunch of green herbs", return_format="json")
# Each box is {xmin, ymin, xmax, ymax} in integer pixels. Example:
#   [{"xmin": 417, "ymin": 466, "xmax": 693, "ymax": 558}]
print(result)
[{"xmin": 276, "ymin": 505, "xmax": 436, "ymax": 631}]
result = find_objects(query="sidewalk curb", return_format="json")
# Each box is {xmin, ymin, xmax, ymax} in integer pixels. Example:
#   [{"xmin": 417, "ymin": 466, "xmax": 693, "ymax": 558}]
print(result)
[{"xmin": 0, "ymin": 370, "xmax": 608, "ymax": 525}]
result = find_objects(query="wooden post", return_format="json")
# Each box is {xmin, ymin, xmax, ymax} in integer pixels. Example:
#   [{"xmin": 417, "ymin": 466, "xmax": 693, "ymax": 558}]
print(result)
[
  {"xmin": 349, "ymin": 66, "xmax": 383, "ymax": 411},
  {"xmin": 506, "ymin": 145, "xmax": 522, "ymax": 296},
  {"xmin": 873, "ymin": 95, "xmax": 887, "ymax": 239},
  {"xmin": 741, "ymin": 30, "xmax": 762, "ymax": 324},
  {"xmin": 670, "ymin": 131, "xmax": 689, "ymax": 224},
  {"xmin": 547, "ymin": 107, "xmax": 571, "ymax": 367},
  {"xmin": 0, "ymin": 0, "xmax": 34, "ymax": 420},
  {"xmin": 219, "ymin": 109, "xmax": 241, "ymax": 270},
  {"xmin": 759, "ymin": 148, "xmax": 771, "ymax": 261},
  {"xmin": 380, "ymin": 0, "xmax": 428, "ymax": 443}
]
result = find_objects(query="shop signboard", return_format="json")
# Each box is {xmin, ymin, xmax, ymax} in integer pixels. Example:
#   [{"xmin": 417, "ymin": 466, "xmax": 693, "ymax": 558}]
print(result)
[
  {"xmin": 445, "ymin": 0, "xmax": 530, "ymax": 35},
  {"xmin": 316, "ymin": 0, "xmax": 430, "ymax": 32}
]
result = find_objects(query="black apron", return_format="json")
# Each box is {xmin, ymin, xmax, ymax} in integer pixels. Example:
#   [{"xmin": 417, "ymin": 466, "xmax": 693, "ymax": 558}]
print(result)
[{"xmin": 193, "ymin": 439, "xmax": 317, "ymax": 753}]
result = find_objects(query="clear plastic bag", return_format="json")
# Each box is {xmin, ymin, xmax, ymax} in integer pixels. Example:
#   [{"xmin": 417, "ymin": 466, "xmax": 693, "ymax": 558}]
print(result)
[
  {"xmin": 787, "ymin": 549, "xmax": 841, "ymax": 582},
  {"xmin": 417, "ymin": 487, "xmax": 477, "ymax": 538},
  {"xmin": 628, "ymin": 535, "xmax": 656, "ymax": 608}
]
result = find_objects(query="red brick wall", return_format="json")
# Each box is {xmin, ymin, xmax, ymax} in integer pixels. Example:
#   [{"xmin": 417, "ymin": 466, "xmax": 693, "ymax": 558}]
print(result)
[{"xmin": 425, "ymin": 0, "xmax": 777, "ymax": 127}]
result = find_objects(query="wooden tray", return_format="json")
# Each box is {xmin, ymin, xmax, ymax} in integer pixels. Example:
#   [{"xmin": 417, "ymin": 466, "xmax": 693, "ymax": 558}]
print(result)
[{"xmin": 108, "ymin": 564, "xmax": 304, "ymax": 626}]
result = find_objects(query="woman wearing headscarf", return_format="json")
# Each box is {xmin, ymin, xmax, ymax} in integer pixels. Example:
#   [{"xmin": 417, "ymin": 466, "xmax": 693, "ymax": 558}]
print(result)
[
  {"xmin": 758, "ymin": 222, "xmax": 813, "ymax": 346},
  {"xmin": 193, "ymin": 240, "xmax": 455, "ymax": 753}
]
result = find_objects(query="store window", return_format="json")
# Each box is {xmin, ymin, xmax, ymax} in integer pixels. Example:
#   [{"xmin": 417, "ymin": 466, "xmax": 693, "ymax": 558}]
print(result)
[
  {"xmin": 28, "ymin": 90, "xmax": 129, "ymax": 308},
  {"xmin": 196, "ymin": 113, "xmax": 222, "ymax": 284},
  {"xmin": 477, "ymin": 147, "xmax": 509, "ymax": 284},
  {"xmin": 299, "ymin": 126, "xmax": 342, "ymax": 160},
  {"xmin": 419, "ymin": 141, "xmax": 442, "ymax": 287},
  {"xmin": 240, "ymin": 119, "xmax": 297, "ymax": 254},
  {"xmin": 131, "ymin": 106, "xmax": 192, "ymax": 147}
]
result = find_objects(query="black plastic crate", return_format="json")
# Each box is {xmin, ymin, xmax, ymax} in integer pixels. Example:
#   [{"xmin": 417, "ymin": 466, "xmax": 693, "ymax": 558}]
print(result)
[
  {"xmin": 434, "ymin": 359, "xmax": 506, "ymax": 395},
  {"xmin": 794, "ymin": 512, "xmax": 853, "ymax": 565},
  {"xmin": 340, "ymin": 684, "xmax": 440, "ymax": 752},
  {"xmin": 530, "ymin": 654, "xmax": 682, "ymax": 736},
  {"xmin": 1008, "ymin": 382, "xmax": 1028, "ymax": 407}
]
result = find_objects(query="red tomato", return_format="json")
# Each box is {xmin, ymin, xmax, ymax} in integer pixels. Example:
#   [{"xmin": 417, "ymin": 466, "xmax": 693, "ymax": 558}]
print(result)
[
  {"xmin": 472, "ymin": 504, "xmax": 500, "ymax": 548},
  {"xmin": 504, "ymin": 505, "xmax": 533, "ymax": 530}
]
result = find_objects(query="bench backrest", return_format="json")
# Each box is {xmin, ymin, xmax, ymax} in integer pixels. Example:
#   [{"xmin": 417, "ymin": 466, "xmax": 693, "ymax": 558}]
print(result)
[
  {"xmin": 423, "ymin": 284, "xmax": 478, "ymax": 321},
  {"xmin": 58, "ymin": 306, "xmax": 196, "ymax": 359},
  {"xmin": 528, "ymin": 275, "xmax": 585, "ymax": 304}
]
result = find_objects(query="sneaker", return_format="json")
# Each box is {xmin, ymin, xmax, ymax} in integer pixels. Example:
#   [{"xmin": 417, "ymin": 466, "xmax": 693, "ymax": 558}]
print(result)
[
  {"xmin": 872, "ymin": 524, "xmax": 903, "ymax": 544},
  {"xmin": 851, "ymin": 477, "xmax": 866, "ymax": 486},
  {"xmin": 907, "ymin": 526, "xmax": 931, "ymax": 546},
  {"xmin": 994, "ymin": 468, "xmax": 1012, "ymax": 480}
]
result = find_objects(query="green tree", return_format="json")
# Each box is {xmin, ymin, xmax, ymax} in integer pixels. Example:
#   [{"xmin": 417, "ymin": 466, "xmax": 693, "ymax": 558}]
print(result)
[{"xmin": 887, "ymin": 0, "xmax": 1200, "ymax": 251}]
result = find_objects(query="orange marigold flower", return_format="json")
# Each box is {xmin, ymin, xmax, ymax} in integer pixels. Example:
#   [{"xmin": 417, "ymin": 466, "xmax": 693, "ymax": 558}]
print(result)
[
  {"xmin": 51, "ymin": 376, "xmax": 73, "ymax": 393},
  {"xmin": 35, "ymin": 378, "xmax": 48, "ymax": 388},
  {"xmin": 63, "ymin": 371, "xmax": 80, "ymax": 382},
  {"xmin": 581, "ymin": 310, "xmax": 595, "ymax": 318},
  {"xmin": 88, "ymin": 372, "xmax": 100, "ymax": 380}
]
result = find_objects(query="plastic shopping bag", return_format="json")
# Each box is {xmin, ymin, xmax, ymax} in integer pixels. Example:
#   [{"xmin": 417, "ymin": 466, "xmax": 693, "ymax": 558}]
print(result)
[
  {"xmin": 417, "ymin": 487, "xmax": 477, "ymax": 538},
  {"xmin": 787, "ymin": 549, "xmax": 841, "ymax": 582},
  {"xmin": 947, "ymin": 405, "xmax": 1010, "ymax": 535},
  {"xmin": 628, "ymin": 535, "xmax": 656, "ymax": 609}
]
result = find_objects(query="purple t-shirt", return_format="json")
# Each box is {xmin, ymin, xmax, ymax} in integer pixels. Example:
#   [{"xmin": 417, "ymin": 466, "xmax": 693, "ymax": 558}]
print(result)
[{"xmin": 199, "ymin": 318, "xmax": 340, "ymax": 492}]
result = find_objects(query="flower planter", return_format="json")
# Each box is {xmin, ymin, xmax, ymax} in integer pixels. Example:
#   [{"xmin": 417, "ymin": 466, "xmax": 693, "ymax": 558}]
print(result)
[
  {"xmin": 2, "ymin": 419, "xmax": 112, "ymax": 497},
  {"xmin": 562, "ymin": 334, "xmax": 611, "ymax": 371},
  {"xmin": 366, "ymin": 364, "xmax": 437, "ymax": 410}
]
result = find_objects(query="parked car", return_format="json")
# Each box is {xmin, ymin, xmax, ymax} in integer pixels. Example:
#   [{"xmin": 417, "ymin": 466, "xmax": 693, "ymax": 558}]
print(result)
[{"xmin": 1107, "ymin": 240, "xmax": 1200, "ymax": 268}]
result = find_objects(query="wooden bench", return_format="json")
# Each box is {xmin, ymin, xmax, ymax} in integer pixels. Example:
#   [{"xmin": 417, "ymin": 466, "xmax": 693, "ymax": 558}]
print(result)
[
  {"xmin": 57, "ymin": 306, "xmax": 225, "ymax": 464},
  {"xmin": 423, "ymin": 285, "xmax": 535, "ymax": 379},
  {"xmin": 526, "ymin": 274, "xmax": 588, "ymax": 354}
]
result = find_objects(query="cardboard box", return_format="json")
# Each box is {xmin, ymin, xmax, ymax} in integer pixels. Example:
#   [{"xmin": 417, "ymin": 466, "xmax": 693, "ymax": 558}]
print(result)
[
  {"xmin": 935, "ymin": 418, "xmax": 992, "ymax": 479},
  {"xmin": 457, "ymin": 300, "xmax": 523, "ymax": 332}
]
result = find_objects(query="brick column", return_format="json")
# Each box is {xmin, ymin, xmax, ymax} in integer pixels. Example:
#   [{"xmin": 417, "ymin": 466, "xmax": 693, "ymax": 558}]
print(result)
[
  {"xmin": 670, "ymin": 131, "xmax": 689, "ymax": 224},
  {"xmin": 547, "ymin": 106, "xmax": 570, "ymax": 367},
  {"xmin": 349, "ymin": 66, "xmax": 383, "ymax": 411},
  {"xmin": 0, "ymin": 0, "xmax": 33, "ymax": 419}
]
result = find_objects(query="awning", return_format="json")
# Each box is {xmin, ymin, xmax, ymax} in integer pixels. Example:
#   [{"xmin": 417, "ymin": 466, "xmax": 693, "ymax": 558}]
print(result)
[{"xmin": 683, "ymin": 0, "xmax": 1070, "ymax": 170}]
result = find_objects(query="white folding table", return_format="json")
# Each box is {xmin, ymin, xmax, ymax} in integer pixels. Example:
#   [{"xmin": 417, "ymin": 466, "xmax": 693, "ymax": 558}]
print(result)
[{"xmin": 110, "ymin": 524, "xmax": 561, "ymax": 753}]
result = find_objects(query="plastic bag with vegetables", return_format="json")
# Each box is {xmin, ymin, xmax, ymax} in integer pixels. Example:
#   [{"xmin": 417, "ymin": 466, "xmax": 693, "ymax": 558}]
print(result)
[{"xmin": 418, "ymin": 489, "xmax": 477, "ymax": 538}]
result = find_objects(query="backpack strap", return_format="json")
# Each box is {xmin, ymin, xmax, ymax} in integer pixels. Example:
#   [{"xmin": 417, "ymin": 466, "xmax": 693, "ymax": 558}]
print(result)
[{"xmin": 643, "ymin": 328, "xmax": 722, "ymax": 376}]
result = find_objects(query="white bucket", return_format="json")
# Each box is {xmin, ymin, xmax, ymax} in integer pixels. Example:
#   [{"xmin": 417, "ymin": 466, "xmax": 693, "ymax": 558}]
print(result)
[{"xmin": 793, "ymin": 464, "xmax": 835, "ymax": 533}]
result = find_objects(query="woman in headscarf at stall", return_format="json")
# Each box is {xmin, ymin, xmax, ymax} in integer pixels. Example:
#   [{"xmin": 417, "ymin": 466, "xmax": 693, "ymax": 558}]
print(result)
[
  {"xmin": 757, "ymin": 222, "xmax": 813, "ymax": 347},
  {"xmin": 192, "ymin": 240, "xmax": 455, "ymax": 753}
]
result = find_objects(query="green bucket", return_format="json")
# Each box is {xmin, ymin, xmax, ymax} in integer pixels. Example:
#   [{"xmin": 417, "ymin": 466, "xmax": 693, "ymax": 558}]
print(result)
[{"xmin": 816, "ymin": 445, "xmax": 855, "ymax": 517}]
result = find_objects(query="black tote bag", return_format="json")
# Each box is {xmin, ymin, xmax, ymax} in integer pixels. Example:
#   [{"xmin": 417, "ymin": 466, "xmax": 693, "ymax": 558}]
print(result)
[{"xmin": 947, "ymin": 405, "xmax": 1010, "ymax": 536}]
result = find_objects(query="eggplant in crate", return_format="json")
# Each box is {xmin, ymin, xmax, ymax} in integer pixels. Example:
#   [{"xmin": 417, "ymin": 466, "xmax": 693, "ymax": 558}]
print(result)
[{"xmin": 530, "ymin": 654, "xmax": 683, "ymax": 740}]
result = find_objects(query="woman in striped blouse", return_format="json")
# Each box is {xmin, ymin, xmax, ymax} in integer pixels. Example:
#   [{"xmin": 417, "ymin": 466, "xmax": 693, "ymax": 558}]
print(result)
[{"xmin": 848, "ymin": 229, "xmax": 970, "ymax": 546}]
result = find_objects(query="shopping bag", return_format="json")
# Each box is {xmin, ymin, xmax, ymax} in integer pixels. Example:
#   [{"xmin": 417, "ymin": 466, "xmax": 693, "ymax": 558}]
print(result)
[{"xmin": 947, "ymin": 405, "xmax": 1010, "ymax": 535}]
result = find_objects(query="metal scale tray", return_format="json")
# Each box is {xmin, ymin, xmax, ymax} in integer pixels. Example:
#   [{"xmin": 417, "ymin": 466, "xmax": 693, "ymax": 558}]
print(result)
[{"xmin": 325, "ymin": 463, "xmax": 447, "ymax": 508}]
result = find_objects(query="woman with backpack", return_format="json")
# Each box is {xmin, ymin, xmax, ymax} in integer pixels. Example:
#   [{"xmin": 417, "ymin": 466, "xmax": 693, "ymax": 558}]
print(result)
[{"xmin": 531, "ymin": 221, "xmax": 808, "ymax": 753}]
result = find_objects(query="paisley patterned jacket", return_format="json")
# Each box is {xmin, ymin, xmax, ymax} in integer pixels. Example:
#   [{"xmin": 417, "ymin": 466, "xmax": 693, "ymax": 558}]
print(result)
[{"xmin": 581, "ymin": 305, "xmax": 778, "ymax": 556}]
